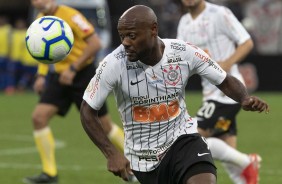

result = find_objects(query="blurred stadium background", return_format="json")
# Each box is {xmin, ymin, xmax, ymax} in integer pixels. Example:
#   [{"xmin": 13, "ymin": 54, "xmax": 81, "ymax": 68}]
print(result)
[{"xmin": 0, "ymin": 0, "xmax": 281, "ymax": 183}]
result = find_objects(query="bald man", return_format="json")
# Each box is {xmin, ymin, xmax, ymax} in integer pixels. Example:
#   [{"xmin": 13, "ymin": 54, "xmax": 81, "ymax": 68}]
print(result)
[{"xmin": 80, "ymin": 5, "xmax": 269, "ymax": 184}]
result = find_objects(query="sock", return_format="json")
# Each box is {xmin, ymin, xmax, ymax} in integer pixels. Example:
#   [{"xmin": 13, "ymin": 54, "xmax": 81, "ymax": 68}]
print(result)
[
  {"xmin": 207, "ymin": 137, "xmax": 251, "ymax": 184},
  {"xmin": 206, "ymin": 137, "xmax": 250, "ymax": 168},
  {"xmin": 107, "ymin": 124, "xmax": 124, "ymax": 152},
  {"xmin": 34, "ymin": 127, "xmax": 57, "ymax": 176},
  {"xmin": 222, "ymin": 162, "xmax": 245, "ymax": 184}
]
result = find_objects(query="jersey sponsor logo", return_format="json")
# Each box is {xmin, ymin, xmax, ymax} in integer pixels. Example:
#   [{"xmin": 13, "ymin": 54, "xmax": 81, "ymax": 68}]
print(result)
[
  {"xmin": 114, "ymin": 51, "xmax": 126, "ymax": 60},
  {"xmin": 215, "ymin": 117, "xmax": 231, "ymax": 132},
  {"xmin": 130, "ymin": 79, "xmax": 145, "ymax": 85},
  {"xmin": 195, "ymin": 52, "xmax": 223, "ymax": 73},
  {"xmin": 89, "ymin": 61, "xmax": 107, "ymax": 99},
  {"xmin": 72, "ymin": 14, "xmax": 91, "ymax": 33},
  {"xmin": 167, "ymin": 54, "xmax": 183, "ymax": 63},
  {"xmin": 138, "ymin": 155, "xmax": 158, "ymax": 162},
  {"xmin": 131, "ymin": 92, "xmax": 179, "ymax": 105},
  {"xmin": 142, "ymin": 140, "xmax": 173, "ymax": 156},
  {"xmin": 195, "ymin": 52, "xmax": 210, "ymax": 63},
  {"xmin": 170, "ymin": 42, "xmax": 186, "ymax": 51},
  {"xmin": 139, "ymin": 141, "xmax": 173, "ymax": 161},
  {"xmin": 132, "ymin": 100, "xmax": 180, "ymax": 123},
  {"xmin": 127, "ymin": 63, "xmax": 142, "ymax": 70},
  {"xmin": 148, "ymin": 79, "xmax": 163, "ymax": 85},
  {"xmin": 162, "ymin": 65, "xmax": 181, "ymax": 86},
  {"xmin": 138, "ymin": 152, "xmax": 167, "ymax": 162}
]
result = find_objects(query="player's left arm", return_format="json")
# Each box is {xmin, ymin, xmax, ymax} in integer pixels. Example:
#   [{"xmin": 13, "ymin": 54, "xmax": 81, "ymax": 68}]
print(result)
[
  {"xmin": 191, "ymin": 45, "xmax": 269, "ymax": 113},
  {"xmin": 216, "ymin": 74, "xmax": 269, "ymax": 113},
  {"xmin": 219, "ymin": 39, "xmax": 253, "ymax": 72}
]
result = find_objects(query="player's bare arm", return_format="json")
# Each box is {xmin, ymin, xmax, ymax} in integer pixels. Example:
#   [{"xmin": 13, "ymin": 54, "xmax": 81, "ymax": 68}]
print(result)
[
  {"xmin": 219, "ymin": 39, "xmax": 254, "ymax": 72},
  {"xmin": 216, "ymin": 74, "xmax": 269, "ymax": 113},
  {"xmin": 80, "ymin": 100, "xmax": 132, "ymax": 181},
  {"xmin": 33, "ymin": 75, "xmax": 45, "ymax": 94}
]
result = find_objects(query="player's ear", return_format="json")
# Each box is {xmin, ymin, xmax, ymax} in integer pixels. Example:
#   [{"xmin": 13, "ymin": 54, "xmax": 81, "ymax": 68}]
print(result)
[{"xmin": 151, "ymin": 22, "xmax": 158, "ymax": 37}]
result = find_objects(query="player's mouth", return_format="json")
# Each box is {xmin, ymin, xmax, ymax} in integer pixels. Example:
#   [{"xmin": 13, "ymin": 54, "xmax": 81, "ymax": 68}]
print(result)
[{"xmin": 125, "ymin": 50, "xmax": 135, "ymax": 57}]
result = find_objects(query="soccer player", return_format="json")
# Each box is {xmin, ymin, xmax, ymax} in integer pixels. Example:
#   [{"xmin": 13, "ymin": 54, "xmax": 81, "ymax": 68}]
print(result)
[
  {"xmin": 23, "ymin": 0, "xmax": 124, "ymax": 183},
  {"xmin": 176, "ymin": 0, "xmax": 260, "ymax": 183},
  {"xmin": 80, "ymin": 5, "xmax": 269, "ymax": 184},
  {"xmin": 0, "ymin": 15, "xmax": 11, "ymax": 91}
]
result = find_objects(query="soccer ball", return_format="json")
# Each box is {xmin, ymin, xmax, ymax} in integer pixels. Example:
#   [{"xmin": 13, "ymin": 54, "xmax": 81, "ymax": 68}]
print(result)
[{"xmin": 25, "ymin": 16, "xmax": 74, "ymax": 64}]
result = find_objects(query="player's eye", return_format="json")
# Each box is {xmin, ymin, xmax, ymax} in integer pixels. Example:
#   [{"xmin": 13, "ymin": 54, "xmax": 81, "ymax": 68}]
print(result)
[{"xmin": 128, "ymin": 33, "xmax": 136, "ymax": 39}]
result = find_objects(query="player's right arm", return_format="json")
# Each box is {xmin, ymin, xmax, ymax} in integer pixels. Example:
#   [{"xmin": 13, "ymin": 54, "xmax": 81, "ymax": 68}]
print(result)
[
  {"xmin": 80, "ymin": 53, "xmax": 133, "ymax": 181},
  {"xmin": 33, "ymin": 64, "xmax": 48, "ymax": 94},
  {"xmin": 80, "ymin": 101, "xmax": 132, "ymax": 181}
]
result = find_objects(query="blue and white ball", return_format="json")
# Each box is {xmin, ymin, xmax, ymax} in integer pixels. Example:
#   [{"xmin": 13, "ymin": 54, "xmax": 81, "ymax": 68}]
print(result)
[{"xmin": 25, "ymin": 16, "xmax": 74, "ymax": 64}]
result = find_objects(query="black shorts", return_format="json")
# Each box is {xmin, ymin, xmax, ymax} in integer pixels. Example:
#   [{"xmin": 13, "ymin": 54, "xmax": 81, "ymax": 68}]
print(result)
[
  {"xmin": 40, "ymin": 64, "xmax": 108, "ymax": 117},
  {"xmin": 196, "ymin": 100, "xmax": 241, "ymax": 137},
  {"xmin": 133, "ymin": 134, "xmax": 217, "ymax": 184}
]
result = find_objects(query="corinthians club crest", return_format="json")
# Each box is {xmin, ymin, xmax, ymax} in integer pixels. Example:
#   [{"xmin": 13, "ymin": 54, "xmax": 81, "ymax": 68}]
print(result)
[{"xmin": 162, "ymin": 65, "xmax": 181, "ymax": 86}]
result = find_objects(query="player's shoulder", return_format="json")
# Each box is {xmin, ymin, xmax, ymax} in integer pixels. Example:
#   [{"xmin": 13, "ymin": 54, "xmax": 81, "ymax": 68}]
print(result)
[
  {"xmin": 162, "ymin": 38, "xmax": 200, "ymax": 61},
  {"xmin": 103, "ymin": 45, "xmax": 126, "ymax": 67},
  {"xmin": 162, "ymin": 38, "xmax": 197, "ymax": 52},
  {"xmin": 162, "ymin": 38, "xmax": 186, "ymax": 46},
  {"xmin": 179, "ymin": 12, "xmax": 190, "ymax": 22}
]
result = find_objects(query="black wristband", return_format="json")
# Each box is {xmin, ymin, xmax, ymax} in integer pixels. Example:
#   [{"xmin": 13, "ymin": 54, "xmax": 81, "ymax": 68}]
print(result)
[{"xmin": 70, "ymin": 65, "xmax": 77, "ymax": 72}]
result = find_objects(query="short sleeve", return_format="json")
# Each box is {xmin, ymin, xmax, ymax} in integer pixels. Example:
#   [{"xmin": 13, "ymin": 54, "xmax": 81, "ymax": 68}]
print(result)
[
  {"xmin": 83, "ymin": 57, "xmax": 117, "ymax": 110},
  {"xmin": 217, "ymin": 7, "xmax": 250, "ymax": 45},
  {"xmin": 188, "ymin": 44, "xmax": 227, "ymax": 85}
]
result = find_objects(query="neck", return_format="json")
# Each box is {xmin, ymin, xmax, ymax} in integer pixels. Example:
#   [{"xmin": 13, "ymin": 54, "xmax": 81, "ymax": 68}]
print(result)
[
  {"xmin": 188, "ymin": 1, "xmax": 206, "ymax": 19},
  {"xmin": 141, "ymin": 38, "xmax": 164, "ymax": 66}
]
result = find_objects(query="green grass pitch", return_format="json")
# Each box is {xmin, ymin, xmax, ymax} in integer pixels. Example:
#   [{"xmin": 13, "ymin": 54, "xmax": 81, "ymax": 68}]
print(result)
[{"xmin": 0, "ymin": 91, "xmax": 281, "ymax": 183}]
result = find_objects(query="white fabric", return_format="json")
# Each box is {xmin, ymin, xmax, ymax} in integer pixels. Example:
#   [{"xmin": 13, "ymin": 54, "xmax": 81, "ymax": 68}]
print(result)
[
  {"xmin": 83, "ymin": 38, "xmax": 226, "ymax": 172},
  {"xmin": 177, "ymin": 2, "xmax": 250, "ymax": 104},
  {"xmin": 206, "ymin": 137, "xmax": 250, "ymax": 183},
  {"xmin": 206, "ymin": 137, "xmax": 250, "ymax": 168}
]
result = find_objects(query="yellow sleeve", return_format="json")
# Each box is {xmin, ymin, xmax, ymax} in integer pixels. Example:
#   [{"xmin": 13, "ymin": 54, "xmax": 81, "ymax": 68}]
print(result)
[
  {"xmin": 37, "ymin": 63, "xmax": 49, "ymax": 76},
  {"xmin": 65, "ymin": 8, "xmax": 94, "ymax": 39}
]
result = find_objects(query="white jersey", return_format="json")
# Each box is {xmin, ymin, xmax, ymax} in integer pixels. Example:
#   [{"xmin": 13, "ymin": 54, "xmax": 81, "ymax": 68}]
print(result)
[
  {"xmin": 177, "ymin": 2, "xmax": 250, "ymax": 104},
  {"xmin": 83, "ymin": 39, "xmax": 226, "ymax": 172}
]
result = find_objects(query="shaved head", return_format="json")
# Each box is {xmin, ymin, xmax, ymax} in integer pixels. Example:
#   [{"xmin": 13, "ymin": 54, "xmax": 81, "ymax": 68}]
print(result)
[
  {"xmin": 117, "ymin": 5, "xmax": 163, "ymax": 64},
  {"xmin": 118, "ymin": 5, "xmax": 157, "ymax": 28}
]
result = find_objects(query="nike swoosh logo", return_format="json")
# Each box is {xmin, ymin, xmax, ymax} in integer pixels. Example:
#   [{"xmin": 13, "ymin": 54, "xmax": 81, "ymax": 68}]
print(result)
[
  {"xmin": 130, "ymin": 79, "xmax": 145, "ymax": 85},
  {"xmin": 41, "ymin": 20, "xmax": 56, "ymax": 31},
  {"xmin": 197, "ymin": 153, "xmax": 210, "ymax": 156}
]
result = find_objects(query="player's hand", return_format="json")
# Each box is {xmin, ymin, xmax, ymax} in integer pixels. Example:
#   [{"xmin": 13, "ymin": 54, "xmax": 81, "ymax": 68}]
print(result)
[
  {"xmin": 59, "ymin": 68, "xmax": 76, "ymax": 85},
  {"xmin": 107, "ymin": 151, "xmax": 133, "ymax": 181},
  {"xmin": 241, "ymin": 96, "xmax": 270, "ymax": 113},
  {"xmin": 33, "ymin": 75, "xmax": 45, "ymax": 94}
]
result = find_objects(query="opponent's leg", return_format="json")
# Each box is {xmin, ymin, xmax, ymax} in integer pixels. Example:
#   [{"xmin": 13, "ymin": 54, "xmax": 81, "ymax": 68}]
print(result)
[
  {"xmin": 23, "ymin": 104, "xmax": 58, "ymax": 184},
  {"xmin": 99, "ymin": 114, "xmax": 124, "ymax": 152}
]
